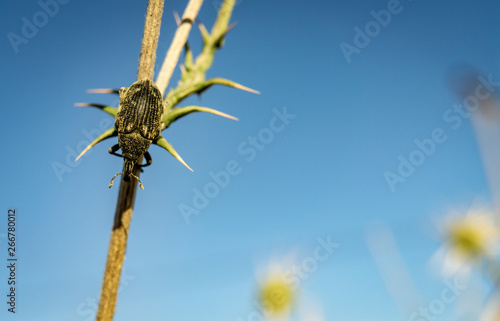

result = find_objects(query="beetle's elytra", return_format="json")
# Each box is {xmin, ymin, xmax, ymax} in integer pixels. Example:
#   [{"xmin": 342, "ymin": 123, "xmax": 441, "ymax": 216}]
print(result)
[{"xmin": 108, "ymin": 79, "xmax": 164, "ymax": 190}]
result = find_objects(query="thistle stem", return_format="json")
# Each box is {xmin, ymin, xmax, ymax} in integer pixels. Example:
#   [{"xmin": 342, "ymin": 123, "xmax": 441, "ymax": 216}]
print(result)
[
  {"xmin": 137, "ymin": 0, "xmax": 164, "ymax": 81},
  {"xmin": 95, "ymin": 0, "xmax": 164, "ymax": 320},
  {"xmin": 94, "ymin": 0, "xmax": 237, "ymax": 319}
]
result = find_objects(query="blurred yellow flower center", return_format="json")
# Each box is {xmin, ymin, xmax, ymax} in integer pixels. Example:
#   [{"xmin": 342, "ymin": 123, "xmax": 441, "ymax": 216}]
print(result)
[
  {"xmin": 448, "ymin": 219, "xmax": 490, "ymax": 259},
  {"xmin": 259, "ymin": 277, "xmax": 294, "ymax": 315}
]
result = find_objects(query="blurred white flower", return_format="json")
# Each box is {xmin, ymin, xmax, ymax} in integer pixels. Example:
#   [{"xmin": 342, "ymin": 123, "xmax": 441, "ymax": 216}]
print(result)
[
  {"xmin": 254, "ymin": 246, "xmax": 330, "ymax": 320},
  {"xmin": 259, "ymin": 272, "xmax": 295, "ymax": 317},
  {"xmin": 432, "ymin": 207, "xmax": 500, "ymax": 277},
  {"xmin": 255, "ymin": 257, "xmax": 296, "ymax": 320}
]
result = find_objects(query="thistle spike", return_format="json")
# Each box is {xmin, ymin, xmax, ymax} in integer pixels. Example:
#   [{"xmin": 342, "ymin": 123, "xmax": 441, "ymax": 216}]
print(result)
[
  {"xmin": 163, "ymin": 105, "xmax": 238, "ymax": 128},
  {"xmin": 74, "ymin": 103, "xmax": 118, "ymax": 117},
  {"xmin": 206, "ymin": 77, "xmax": 260, "ymax": 94},
  {"xmin": 75, "ymin": 128, "xmax": 116, "ymax": 162},
  {"xmin": 154, "ymin": 136, "xmax": 193, "ymax": 171},
  {"xmin": 196, "ymin": 19, "xmax": 210, "ymax": 43},
  {"xmin": 173, "ymin": 11, "xmax": 181, "ymax": 25},
  {"xmin": 87, "ymin": 88, "xmax": 120, "ymax": 94}
]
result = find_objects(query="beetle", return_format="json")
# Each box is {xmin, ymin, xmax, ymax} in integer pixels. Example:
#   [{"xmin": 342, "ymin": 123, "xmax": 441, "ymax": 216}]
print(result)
[{"xmin": 108, "ymin": 79, "xmax": 164, "ymax": 190}]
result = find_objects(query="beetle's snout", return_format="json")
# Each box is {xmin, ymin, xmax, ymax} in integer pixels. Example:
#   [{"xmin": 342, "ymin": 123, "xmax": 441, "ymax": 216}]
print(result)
[
  {"xmin": 123, "ymin": 159, "xmax": 136, "ymax": 176},
  {"xmin": 123, "ymin": 175, "xmax": 131, "ymax": 182}
]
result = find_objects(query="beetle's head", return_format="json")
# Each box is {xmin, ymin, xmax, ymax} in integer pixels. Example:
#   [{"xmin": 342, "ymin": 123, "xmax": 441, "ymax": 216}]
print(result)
[{"xmin": 109, "ymin": 158, "xmax": 144, "ymax": 190}]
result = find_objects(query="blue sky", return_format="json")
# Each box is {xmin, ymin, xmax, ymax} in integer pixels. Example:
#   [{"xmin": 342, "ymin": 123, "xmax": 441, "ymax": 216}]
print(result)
[{"xmin": 1, "ymin": 0, "xmax": 500, "ymax": 320}]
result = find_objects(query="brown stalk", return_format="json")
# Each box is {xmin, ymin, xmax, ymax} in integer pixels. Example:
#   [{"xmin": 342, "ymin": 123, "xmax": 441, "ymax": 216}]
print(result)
[{"xmin": 95, "ymin": 0, "xmax": 164, "ymax": 320}]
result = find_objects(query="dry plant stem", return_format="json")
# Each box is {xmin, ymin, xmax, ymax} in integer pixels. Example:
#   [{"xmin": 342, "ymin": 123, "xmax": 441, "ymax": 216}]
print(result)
[
  {"xmin": 138, "ymin": 0, "xmax": 164, "ymax": 81},
  {"xmin": 95, "ymin": 182, "xmax": 139, "ymax": 321},
  {"xmin": 156, "ymin": 0, "xmax": 204, "ymax": 95},
  {"xmin": 95, "ymin": 0, "xmax": 164, "ymax": 320}
]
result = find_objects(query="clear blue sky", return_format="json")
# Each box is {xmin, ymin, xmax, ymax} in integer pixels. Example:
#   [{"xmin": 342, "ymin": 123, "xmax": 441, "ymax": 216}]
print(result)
[{"xmin": 1, "ymin": 0, "xmax": 500, "ymax": 320}]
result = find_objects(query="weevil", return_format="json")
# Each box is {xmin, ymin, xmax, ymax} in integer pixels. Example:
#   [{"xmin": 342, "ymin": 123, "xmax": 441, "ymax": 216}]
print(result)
[{"xmin": 108, "ymin": 79, "xmax": 164, "ymax": 190}]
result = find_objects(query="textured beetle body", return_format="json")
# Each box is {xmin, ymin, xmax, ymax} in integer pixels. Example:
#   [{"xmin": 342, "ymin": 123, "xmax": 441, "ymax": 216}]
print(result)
[{"xmin": 109, "ymin": 79, "xmax": 164, "ymax": 189}]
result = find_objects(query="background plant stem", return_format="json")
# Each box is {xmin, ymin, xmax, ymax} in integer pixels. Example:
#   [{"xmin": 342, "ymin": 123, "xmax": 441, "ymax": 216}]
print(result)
[
  {"xmin": 156, "ymin": 0, "xmax": 204, "ymax": 95},
  {"xmin": 95, "ymin": 1, "xmax": 164, "ymax": 320}
]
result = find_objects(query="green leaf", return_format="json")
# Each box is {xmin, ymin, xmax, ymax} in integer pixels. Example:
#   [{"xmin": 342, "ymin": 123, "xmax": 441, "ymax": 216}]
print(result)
[
  {"xmin": 184, "ymin": 41, "xmax": 194, "ymax": 71},
  {"xmin": 214, "ymin": 23, "xmax": 237, "ymax": 48},
  {"xmin": 75, "ymin": 128, "xmax": 117, "ymax": 161}
]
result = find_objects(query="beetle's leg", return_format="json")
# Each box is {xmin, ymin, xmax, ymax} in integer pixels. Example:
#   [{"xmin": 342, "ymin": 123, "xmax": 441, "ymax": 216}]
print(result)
[
  {"xmin": 139, "ymin": 151, "xmax": 153, "ymax": 168},
  {"xmin": 108, "ymin": 144, "xmax": 123, "ymax": 158}
]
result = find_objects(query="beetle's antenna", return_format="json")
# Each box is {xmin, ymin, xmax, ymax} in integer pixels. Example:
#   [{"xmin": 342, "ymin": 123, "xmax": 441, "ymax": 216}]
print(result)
[
  {"xmin": 108, "ymin": 172, "xmax": 144, "ymax": 190},
  {"xmin": 129, "ymin": 173, "xmax": 145, "ymax": 190},
  {"xmin": 109, "ymin": 173, "xmax": 123, "ymax": 189}
]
